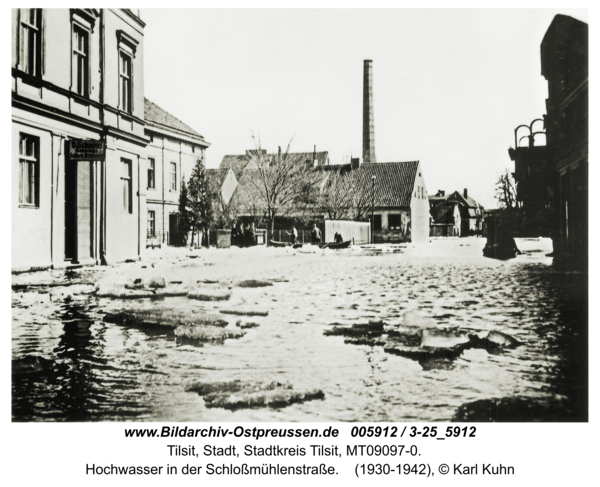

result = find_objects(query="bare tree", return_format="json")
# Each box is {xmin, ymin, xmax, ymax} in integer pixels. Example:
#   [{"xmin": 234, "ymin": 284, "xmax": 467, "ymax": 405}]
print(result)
[
  {"xmin": 317, "ymin": 168, "xmax": 355, "ymax": 220},
  {"xmin": 494, "ymin": 169, "xmax": 520, "ymax": 210},
  {"xmin": 349, "ymin": 172, "xmax": 378, "ymax": 222},
  {"xmin": 248, "ymin": 137, "xmax": 321, "ymax": 232}
]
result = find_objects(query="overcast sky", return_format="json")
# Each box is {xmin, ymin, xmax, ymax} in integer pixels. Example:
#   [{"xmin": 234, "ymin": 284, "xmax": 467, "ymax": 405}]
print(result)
[{"xmin": 142, "ymin": 8, "xmax": 588, "ymax": 208}]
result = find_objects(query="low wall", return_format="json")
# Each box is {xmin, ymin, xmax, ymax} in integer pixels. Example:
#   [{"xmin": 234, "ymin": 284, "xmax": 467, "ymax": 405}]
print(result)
[{"xmin": 324, "ymin": 220, "xmax": 370, "ymax": 245}]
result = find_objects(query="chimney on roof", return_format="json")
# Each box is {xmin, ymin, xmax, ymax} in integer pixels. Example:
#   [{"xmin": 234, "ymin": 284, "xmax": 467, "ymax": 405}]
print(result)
[
  {"xmin": 351, "ymin": 157, "xmax": 361, "ymax": 170},
  {"xmin": 362, "ymin": 60, "xmax": 376, "ymax": 164},
  {"xmin": 437, "ymin": 190, "xmax": 445, "ymax": 197},
  {"xmin": 278, "ymin": 146, "xmax": 281, "ymax": 160},
  {"xmin": 464, "ymin": 188, "xmax": 468, "ymax": 199},
  {"xmin": 313, "ymin": 145, "xmax": 316, "ymax": 166}
]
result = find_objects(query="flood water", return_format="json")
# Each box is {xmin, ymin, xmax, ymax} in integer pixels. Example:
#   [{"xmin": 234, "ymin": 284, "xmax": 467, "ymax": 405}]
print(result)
[{"xmin": 12, "ymin": 238, "xmax": 588, "ymax": 422}]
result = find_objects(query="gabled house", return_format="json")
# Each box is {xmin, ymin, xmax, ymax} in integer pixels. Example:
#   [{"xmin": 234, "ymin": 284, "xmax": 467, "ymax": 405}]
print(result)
[
  {"xmin": 429, "ymin": 189, "xmax": 482, "ymax": 237},
  {"xmin": 447, "ymin": 189, "xmax": 483, "ymax": 236},
  {"xmin": 429, "ymin": 190, "xmax": 461, "ymax": 237},
  {"xmin": 144, "ymin": 97, "xmax": 210, "ymax": 247},
  {"xmin": 352, "ymin": 161, "xmax": 429, "ymax": 243}
]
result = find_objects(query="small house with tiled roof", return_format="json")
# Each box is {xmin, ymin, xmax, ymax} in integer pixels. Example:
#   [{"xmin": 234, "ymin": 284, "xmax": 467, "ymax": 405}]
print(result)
[
  {"xmin": 144, "ymin": 97, "xmax": 210, "ymax": 246},
  {"xmin": 350, "ymin": 161, "xmax": 429, "ymax": 243}
]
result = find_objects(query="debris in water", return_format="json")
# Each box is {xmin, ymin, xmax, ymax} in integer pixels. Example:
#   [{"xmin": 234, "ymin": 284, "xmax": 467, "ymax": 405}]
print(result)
[
  {"xmin": 104, "ymin": 308, "xmax": 229, "ymax": 329},
  {"xmin": 236, "ymin": 280, "xmax": 274, "ymax": 288},
  {"xmin": 185, "ymin": 380, "xmax": 325, "ymax": 409},
  {"xmin": 174, "ymin": 325, "xmax": 245, "ymax": 341},
  {"xmin": 187, "ymin": 289, "xmax": 232, "ymax": 301}
]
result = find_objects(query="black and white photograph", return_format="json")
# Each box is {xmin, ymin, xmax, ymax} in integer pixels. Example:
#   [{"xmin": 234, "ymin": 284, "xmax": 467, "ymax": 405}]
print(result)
[{"xmin": 10, "ymin": 6, "xmax": 589, "ymax": 430}]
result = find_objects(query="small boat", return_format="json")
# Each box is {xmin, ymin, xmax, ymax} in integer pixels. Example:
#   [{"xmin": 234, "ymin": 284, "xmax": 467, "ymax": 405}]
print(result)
[
  {"xmin": 269, "ymin": 240, "xmax": 303, "ymax": 249},
  {"xmin": 320, "ymin": 240, "xmax": 351, "ymax": 250}
]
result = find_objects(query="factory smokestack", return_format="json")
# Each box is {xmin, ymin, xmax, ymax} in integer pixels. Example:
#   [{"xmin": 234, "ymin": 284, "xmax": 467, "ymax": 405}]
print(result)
[{"xmin": 362, "ymin": 59, "xmax": 376, "ymax": 164}]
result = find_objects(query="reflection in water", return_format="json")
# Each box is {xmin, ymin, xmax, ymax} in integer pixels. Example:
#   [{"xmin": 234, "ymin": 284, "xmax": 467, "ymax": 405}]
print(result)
[
  {"xmin": 13, "ymin": 301, "xmax": 154, "ymax": 421},
  {"xmin": 12, "ymin": 244, "xmax": 588, "ymax": 422}
]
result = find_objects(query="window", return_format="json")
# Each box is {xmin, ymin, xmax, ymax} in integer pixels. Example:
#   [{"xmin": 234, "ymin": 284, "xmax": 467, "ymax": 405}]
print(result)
[
  {"xmin": 121, "ymin": 158, "xmax": 132, "ymax": 213},
  {"xmin": 119, "ymin": 51, "xmax": 132, "ymax": 113},
  {"xmin": 170, "ymin": 162, "xmax": 177, "ymax": 191},
  {"xmin": 373, "ymin": 214, "xmax": 382, "ymax": 232},
  {"xmin": 147, "ymin": 158, "xmax": 155, "ymax": 189},
  {"xmin": 19, "ymin": 133, "xmax": 39, "ymax": 206},
  {"xmin": 19, "ymin": 9, "xmax": 41, "ymax": 76},
  {"xmin": 147, "ymin": 210, "xmax": 155, "ymax": 237},
  {"xmin": 72, "ymin": 24, "xmax": 89, "ymax": 97},
  {"xmin": 388, "ymin": 214, "xmax": 402, "ymax": 231}
]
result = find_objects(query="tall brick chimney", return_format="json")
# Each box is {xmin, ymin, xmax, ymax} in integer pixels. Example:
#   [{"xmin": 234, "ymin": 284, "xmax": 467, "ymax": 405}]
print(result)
[
  {"xmin": 363, "ymin": 60, "xmax": 376, "ymax": 164},
  {"xmin": 464, "ymin": 188, "xmax": 468, "ymax": 199}
]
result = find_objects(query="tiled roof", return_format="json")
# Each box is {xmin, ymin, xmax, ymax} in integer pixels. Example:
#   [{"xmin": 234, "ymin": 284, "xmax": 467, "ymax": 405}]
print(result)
[
  {"xmin": 220, "ymin": 154, "xmax": 252, "ymax": 175},
  {"xmin": 219, "ymin": 150, "xmax": 329, "ymax": 175},
  {"xmin": 144, "ymin": 98, "xmax": 206, "ymax": 142},
  {"xmin": 230, "ymin": 170, "xmax": 266, "ymax": 212},
  {"xmin": 351, "ymin": 161, "xmax": 420, "ymax": 208},
  {"xmin": 447, "ymin": 191, "xmax": 481, "ymax": 209},
  {"xmin": 207, "ymin": 168, "xmax": 231, "ymax": 195},
  {"xmin": 287, "ymin": 151, "xmax": 329, "ymax": 166}
]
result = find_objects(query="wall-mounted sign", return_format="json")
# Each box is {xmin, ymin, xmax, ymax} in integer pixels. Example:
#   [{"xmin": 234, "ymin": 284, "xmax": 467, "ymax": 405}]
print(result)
[{"xmin": 67, "ymin": 138, "xmax": 105, "ymax": 161}]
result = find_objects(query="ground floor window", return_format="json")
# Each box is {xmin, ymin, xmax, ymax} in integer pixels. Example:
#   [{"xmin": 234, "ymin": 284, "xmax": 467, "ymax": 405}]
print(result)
[
  {"xmin": 388, "ymin": 214, "xmax": 402, "ymax": 230},
  {"xmin": 147, "ymin": 210, "xmax": 155, "ymax": 237},
  {"xmin": 19, "ymin": 133, "xmax": 39, "ymax": 206},
  {"xmin": 121, "ymin": 158, "xmax": 132, "ymax": 213}
]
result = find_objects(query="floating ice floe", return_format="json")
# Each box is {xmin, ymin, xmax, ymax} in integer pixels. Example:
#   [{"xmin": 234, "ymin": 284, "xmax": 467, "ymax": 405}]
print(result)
[{"xmin": 185, "ymin": 380, "xmax": 325, "ymax": 409}]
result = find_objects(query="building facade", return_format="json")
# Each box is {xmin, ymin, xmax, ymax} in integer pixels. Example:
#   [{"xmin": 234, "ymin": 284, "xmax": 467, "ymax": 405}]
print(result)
[
  {"xmin": 12, "ymin": 9, "xmax": 148, "ymax": 270},
  {"xmin": 509, "ymin": 15, "xmax": 587, "ymax": 265},
  {"xmin": 144, "ymin": 98, "xmax": 210, "ymax": 247},
  {"xmin": 541, "ymin": 15, "xmax": 588, "ymax": 265},
  {"xmin": 359, "ymin": 161, "xmax": 429, "ymax": 244}
]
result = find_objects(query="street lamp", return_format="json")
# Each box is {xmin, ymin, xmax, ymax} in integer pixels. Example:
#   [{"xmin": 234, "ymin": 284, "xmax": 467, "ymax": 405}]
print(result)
[{"xmin": 371, "ymin": 175, "xmax": 376, "ymax": 244}]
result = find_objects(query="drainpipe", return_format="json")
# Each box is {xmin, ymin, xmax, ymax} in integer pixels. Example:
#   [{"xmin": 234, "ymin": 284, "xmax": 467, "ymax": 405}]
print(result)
[
  {"xmin": 138, "ymin": 154, "xmax": 141, "ymax": 257},
  {"xmin": 50, "ymin": 132, "xmax": 54, "ymax": 266},
  {"xmin": 99, "ymin": 10, "xmax": 108, "ymax": 265},
  {"xmin": 162, "ymin": 141, "xmax": 165, "ymax": 243}
]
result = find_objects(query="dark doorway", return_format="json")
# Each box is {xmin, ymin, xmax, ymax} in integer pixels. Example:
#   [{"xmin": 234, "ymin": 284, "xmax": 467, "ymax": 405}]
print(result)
[
  {"xmin": 373, "ymin": 214, "xmax": 382, "ymax": 232},
  {"xmin": 64, "ymin": 159, "xmax": 78, "ymax": 261},
  {"xmin": 168, "ymin": 212, "xmax": 179, "ymax": 246}
]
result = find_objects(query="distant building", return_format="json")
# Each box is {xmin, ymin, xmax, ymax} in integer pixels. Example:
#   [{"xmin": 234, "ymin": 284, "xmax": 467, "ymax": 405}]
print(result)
[
  {"xmin": 144, "ymin": 98, "xmax": 210, "ymax": 247},
  {"xmin": 12, "ymin": 9, "xmax": 148, "ymax": 270},
  {"xmin": 429, "ymin": 189, "xmax": 483, "ymax": 237}
]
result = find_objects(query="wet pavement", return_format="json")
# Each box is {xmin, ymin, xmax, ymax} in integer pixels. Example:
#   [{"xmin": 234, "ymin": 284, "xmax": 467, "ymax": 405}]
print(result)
[{"xmin": 11, "ymin": 237, "xmax": 588, "ymax": 422}]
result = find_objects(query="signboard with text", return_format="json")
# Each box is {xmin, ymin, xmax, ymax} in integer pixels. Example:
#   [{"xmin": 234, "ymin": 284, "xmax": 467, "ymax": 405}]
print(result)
[{"xmin": 67, "ymin": 138, "xmax": 105, "ymax": 161}]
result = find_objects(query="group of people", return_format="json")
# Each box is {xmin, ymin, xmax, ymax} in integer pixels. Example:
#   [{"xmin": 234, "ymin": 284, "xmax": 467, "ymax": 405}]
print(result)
[
  {"xmin": 231, "ymin": 222, "xmax": 257, "ymax": 247},
  {"xmin": 286, "ymin": 224, "xmax": 323, "ymax": 245}
]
